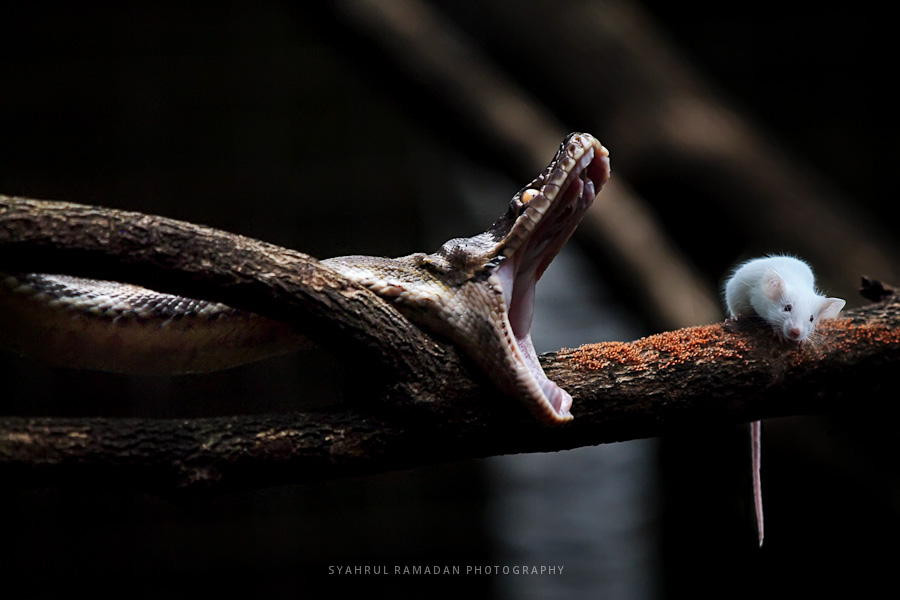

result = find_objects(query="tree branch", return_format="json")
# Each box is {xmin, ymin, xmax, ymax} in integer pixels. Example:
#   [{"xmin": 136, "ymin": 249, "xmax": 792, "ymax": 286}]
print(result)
[{"xmin": 1, "ymin": 196, "xmax": 897, "ymax": 490}]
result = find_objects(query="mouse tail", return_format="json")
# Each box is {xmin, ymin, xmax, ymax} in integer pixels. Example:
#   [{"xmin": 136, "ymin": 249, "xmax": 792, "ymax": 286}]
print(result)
[{"xmin": 751, "ymin": 419, "xmax": 764, "ymax": 547}]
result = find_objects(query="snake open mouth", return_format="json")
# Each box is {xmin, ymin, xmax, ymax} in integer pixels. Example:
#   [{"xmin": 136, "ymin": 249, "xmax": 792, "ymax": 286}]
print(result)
[
  {"xmin": 0, "ymin": 132, "xmax": 609, "ymax": 426},
  {"xmin": 492, "ymin": 133, "xmax": 610, "ymax": 422}
]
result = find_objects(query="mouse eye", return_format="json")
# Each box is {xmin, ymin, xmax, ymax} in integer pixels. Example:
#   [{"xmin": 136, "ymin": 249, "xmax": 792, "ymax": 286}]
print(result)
[
  {"xmin": 809, "ymin": 315, "xmax": 814, "ymax": 322},
  {"xmin": 784, "ymin": 304, "xmax": 792, "ymax": 312}
]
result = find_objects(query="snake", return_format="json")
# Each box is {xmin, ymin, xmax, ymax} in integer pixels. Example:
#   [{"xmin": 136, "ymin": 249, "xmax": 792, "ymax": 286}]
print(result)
[{"xmin": 0, "ymin": 133, "xmax": 610, "ymax": 423}]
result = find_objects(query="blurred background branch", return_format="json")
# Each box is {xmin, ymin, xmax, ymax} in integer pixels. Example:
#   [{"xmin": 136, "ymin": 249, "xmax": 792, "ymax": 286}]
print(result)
[{"xmin": 336, "ymin": 0, "xmax": 721, "ymax": 329}]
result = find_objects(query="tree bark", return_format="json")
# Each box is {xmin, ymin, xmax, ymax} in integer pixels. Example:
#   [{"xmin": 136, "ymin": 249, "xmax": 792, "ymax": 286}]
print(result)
[{"xmin": 1, "ymin": 195, "xmax": 897, "ymax": 491}]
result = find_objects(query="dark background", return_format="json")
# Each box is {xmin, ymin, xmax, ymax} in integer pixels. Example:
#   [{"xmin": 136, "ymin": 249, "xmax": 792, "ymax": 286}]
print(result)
[{"xmin": 1, "ymin": 2, "xmax": 896, "ymax": 598}]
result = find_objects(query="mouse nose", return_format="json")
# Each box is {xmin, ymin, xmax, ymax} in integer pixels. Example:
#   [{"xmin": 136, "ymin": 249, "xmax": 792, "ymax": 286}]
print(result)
[{"xmin": 788, "ymin": 327, "xmax": 802, "ymax": 339}]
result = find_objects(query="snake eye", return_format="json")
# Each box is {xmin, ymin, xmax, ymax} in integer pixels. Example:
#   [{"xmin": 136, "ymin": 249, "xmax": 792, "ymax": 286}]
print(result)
[
  {"xmin": 784, "ymin": 304, "xmax": 792, "ymax": 312},
  {"xmin": 809, "ymin": 315, "xmax": 814, "ymax": 322},
  {"xmin": 520, "ymin": 189, "xmax": 539, "ymax": 204}
]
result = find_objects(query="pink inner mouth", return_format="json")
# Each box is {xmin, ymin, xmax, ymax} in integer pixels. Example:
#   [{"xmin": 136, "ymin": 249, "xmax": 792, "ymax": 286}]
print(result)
[{"xmin": 496, "ymin": 146, "xmax": 609, "ymax": 419}]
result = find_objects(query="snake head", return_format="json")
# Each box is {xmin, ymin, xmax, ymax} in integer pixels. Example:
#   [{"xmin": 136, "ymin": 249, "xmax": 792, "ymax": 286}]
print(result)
[
  {"xmin": 329, "ymin": 133, "xmax": 610, "ymax": 424},
  {"xmin": 426, "ymin": 133, "xmax": 610, "ymax": 423}
]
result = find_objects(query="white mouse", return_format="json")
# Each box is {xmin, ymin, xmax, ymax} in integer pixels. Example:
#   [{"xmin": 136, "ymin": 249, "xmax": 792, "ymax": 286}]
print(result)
[
  {"xmin": 723, "ymin": 255, "xmax": 845, "ymax": 546},
  {"xmin": 725, "ymin": 255, "xmax": 845, "ymax": 341}
]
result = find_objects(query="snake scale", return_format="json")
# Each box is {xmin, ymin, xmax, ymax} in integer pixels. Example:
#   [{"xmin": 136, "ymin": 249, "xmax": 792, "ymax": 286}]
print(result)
[{"xmin": 0, "ymin": 133, "xmax": 610, "ymax": 423}]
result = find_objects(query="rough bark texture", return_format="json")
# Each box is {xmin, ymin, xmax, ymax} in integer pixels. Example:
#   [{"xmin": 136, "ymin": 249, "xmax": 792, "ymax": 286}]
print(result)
[{"xmin": 1, "ymin": 196, "xmax": 898, "ymax": 490}]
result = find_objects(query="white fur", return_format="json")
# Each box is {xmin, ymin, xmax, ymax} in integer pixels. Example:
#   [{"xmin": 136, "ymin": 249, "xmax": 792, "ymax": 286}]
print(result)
[{"xmin": 724, "ymin": 255, "xmax": 845, "ymax": 341}]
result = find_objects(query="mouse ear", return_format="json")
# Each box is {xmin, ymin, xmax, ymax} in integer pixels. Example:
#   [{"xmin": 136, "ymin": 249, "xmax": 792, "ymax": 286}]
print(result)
[
  {"xmin": 817, "ymin": 297, "xmax": 846, "ymax": 320},
  {"xmin": 762, "ymin": 269, "xmax": 784, "ymax": 301}
]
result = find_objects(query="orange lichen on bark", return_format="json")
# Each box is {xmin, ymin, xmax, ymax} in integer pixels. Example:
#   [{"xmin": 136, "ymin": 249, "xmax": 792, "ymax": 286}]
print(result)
[
  {"xmin": 566, "ymin": 317, "xmax": 899, "ymax": 373},
  {"xmin": 818, "ymin": 319, "xmax": 900, "ymax": 346},
  {"xmin": 567, "ymin": 324, "xmax": 752, "ymax": 371},
  {"xmin": 565, "ymin": 340, "xmax": 643, "ymax": 370},
  {"xmin": 776, "ymin": 319, "xmax": 900, "ymax": 368}
]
